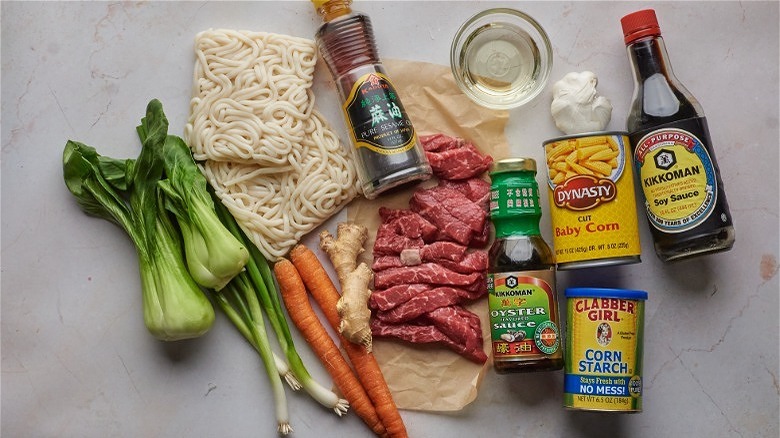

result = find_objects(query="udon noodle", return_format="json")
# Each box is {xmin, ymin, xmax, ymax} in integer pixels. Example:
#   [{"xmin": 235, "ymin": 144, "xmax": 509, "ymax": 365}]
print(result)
[{"xmin": 185, "ymin": 29, "xmax": 359, "ymax": 260}]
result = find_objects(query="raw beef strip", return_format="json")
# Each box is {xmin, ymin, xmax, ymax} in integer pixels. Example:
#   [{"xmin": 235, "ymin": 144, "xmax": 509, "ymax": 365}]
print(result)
[
  {"xmin": 369, "ymin": 283, "xmax": 432, "ymax": 311},
  {"xmin": 373, "ymin": 263, "xmax": 483, "ymax": 289},
  {"xmin": 370, "ymin": 318, "xmax": 488, "ymax": 364},
  {"xmin": 373, "ymin": 223, "xmax": 424, "ymax": 256},
  {"xmin": 424, "ymin": 186, "xmax": 487, "ymax": 234},
  {"xmin": 425, "ymin": 141, "xmax": 493, "ymax": 180},
  {"xmin": 371, "ymin": 256, "xmax": 405, "ymax": 272},
  {"xmin": 374, "ymin": 286, "xmax": 486, "ymax": 323},
  {"xmin": 410, "ymin": 190, "xmax": 473, "ymax": 245},
  {"xmin": 372, "ymin": 242, "xmax": 470, "ymax": 271},
  {"xmin": 425, "ymin": 306, "xmax": 485, "ymax": 360},
  {"xmin": 420, "ymin": 133, "xmax": 464, "ymax": 152},
  {"xmin": 410, "ymin": 185, "xmax": 488, "ymax": 245},
  {"xmin": 470, "ymin": 221, "xmax": 492, "ymax": 248},
  {"xmin": 440, "ymin": 178, "xmax": 491, "ymax": 210},
  {"xmin": 378, "ymin": 207, "xmax": 438, "ymax": 241},
  {"xmin": 415, "ymin": 241, "xmax": 468, "ymax": 262},
  {"xmin": 375, "ymin": 249, "xmax": 487, "ymax": 274},
  {"xmin": 436, "ymin": 250, "xmax": 488, "ymax": 274}
]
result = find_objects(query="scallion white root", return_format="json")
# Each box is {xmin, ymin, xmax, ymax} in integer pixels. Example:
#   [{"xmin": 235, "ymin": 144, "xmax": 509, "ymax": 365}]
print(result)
[{"xmin": 215, "ymin": 199, "xmax": 349, "ymax": 424}]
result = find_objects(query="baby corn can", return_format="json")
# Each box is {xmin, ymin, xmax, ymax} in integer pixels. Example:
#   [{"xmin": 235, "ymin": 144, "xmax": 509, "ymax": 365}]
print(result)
[
  {"xmin": 564, "ymin": 288, "xmax": 647, "ymax": 412},
  {"xmin": 542, "ymin": 132, "xmax": 641, "ymax": 269}
]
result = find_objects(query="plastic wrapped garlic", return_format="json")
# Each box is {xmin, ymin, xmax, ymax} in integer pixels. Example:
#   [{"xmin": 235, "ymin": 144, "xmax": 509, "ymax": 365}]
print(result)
[{"xmin": 550, "ymin": 71, "xmax": 613, "ymax": 134}]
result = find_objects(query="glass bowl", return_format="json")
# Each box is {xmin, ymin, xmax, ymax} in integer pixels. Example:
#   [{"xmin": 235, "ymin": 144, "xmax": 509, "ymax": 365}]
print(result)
[{"xmin": 450, "ymin": 8, "xmax": 553, "ymax": 110}]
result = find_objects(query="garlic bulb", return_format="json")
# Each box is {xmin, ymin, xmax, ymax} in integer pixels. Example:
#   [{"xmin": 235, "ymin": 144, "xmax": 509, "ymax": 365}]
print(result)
[{"xmin": 550, "ymin": 71, "xmax": 613, "ymax": 134}]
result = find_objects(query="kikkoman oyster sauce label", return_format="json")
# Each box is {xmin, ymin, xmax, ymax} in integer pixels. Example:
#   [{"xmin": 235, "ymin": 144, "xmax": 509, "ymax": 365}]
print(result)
[
  {"xmin": 343, "ymin": 72, "xmax": 416, "ymax": 155},
  {"xmin": 488, "ymin": 270, "xmax": 560, "ymax": 359},
  {"xmin": 634, "ymin": 127, "xmax": 717, "ymax": 233}
]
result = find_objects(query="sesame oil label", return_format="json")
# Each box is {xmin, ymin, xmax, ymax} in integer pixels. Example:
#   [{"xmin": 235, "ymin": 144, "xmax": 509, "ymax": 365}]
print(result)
[
  {"xmin": 488, "ymin": 270, "xmax": 561, "ymax": 360},
  {"xmin": 343, "ymin": 72, "xmax": 416, "ymax": 155}
]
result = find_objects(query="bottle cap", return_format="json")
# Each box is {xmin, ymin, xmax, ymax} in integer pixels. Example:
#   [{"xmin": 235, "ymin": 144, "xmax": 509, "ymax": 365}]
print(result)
[
  {"xmin": 621, "ymin": 9, "xmax": 661, "ymax": 45},
  {"xmin": 312, "ymin": 0, "xmax": 327, "ymax": 10},
  {"xmin": 490, "ymin": 157, "xmax": 537, "ymax": 174}
]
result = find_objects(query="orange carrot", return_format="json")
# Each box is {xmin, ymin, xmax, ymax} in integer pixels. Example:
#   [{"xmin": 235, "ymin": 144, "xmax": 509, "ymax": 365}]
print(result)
[
  {"xmin": 274, "ymin": 258, "xmax": 387, "ymax": 438},
  {"xmin": 290, "ymin": 245, "xmax": 408, "ymax": 438}
]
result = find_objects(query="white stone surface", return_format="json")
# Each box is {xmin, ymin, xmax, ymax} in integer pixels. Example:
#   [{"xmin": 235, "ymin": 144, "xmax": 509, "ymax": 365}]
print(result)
[{"xmin": 2, "ymin": 1, "xmax": 777, "ymax": 437}]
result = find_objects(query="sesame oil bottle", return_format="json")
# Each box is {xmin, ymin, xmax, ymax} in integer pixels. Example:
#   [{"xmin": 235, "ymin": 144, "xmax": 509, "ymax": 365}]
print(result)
[{"xmin": 312, "ymin": 0, "xmax": 431, "ymax": 199}]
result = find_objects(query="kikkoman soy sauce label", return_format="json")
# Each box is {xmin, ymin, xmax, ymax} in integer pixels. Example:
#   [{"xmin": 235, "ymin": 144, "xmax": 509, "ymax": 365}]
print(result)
[
  {"xmin": 543, "ymin": 133, "xmax": 641, "ymax": 267},
  {"xmin": 564, "ymin": 288, "xmax": 647, "ymax": 412},
  {"xmin": 634, "ymin": 127, "xmax": 717, "ymax": 233},
  {"xmin": 488, "ymin": 270, "xmax": 560, "ymax": 359},
  {"xmin": 343, "ymin": 72, "xmax": 416, "ymax": 155}
]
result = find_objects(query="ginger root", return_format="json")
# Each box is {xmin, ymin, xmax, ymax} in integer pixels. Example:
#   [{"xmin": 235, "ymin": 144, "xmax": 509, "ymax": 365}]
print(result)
[{"xmin": 320, "ymin": 222, "xmax": 374, "ymax": 352}]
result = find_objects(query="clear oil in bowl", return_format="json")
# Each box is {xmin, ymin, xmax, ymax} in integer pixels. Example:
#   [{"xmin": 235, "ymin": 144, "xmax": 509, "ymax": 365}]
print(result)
[
  {"xmin": 451, "ymin": 8, "xmax": 553, "ymax": 110},
  {"xmin": 459, "ymin": 22, "xmax": 542, "ymax": 100}
]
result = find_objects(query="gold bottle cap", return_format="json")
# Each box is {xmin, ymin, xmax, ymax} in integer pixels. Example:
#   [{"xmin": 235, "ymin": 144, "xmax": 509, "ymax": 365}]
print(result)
[{"xmin": 490, "ymin": 157, "xmax": 537, "ymax": 174}]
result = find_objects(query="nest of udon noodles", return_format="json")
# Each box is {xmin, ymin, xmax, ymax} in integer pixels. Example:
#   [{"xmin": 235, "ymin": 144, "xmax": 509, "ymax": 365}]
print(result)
[{"xmin": 185, "ymin": 29, "xmax": 359, "ymax": 261}]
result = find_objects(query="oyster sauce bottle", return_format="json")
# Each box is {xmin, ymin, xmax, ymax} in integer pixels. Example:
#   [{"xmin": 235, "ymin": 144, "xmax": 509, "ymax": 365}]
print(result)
[
  {"xmin": 621, "ymin": 9, "xmax": 735, "ymax": 262},
  {"xmin": 487, "ymin": 158, "xmax": 564, "ymax": 373}
]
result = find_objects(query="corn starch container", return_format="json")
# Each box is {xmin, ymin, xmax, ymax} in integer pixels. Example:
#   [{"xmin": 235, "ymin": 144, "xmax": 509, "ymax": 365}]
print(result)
[
  {"xmin": 564, "ymin": 288, "xmax": 647, "ymax": 412},
  {"xmin": 542, "ymin": 132, "xmax": 641, "ymax": 269}
]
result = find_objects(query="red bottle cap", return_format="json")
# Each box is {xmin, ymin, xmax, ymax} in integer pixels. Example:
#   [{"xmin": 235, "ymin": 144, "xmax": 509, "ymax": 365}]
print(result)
[{"xmin": 621, "ymin": 9, "xmax": 661, "ymax": 45}]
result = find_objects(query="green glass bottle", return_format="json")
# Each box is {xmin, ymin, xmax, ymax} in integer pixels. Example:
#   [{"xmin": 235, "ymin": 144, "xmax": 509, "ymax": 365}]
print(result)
[{"xmin": 488, "ymin": 158, "xmax": 563, "ymax": 373}]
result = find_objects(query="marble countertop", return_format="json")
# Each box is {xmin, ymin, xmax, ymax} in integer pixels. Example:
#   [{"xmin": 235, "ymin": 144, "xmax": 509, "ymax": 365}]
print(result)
[{"xmin": 2, "ymin": 1, "xmax": 778, "ymax": 437}]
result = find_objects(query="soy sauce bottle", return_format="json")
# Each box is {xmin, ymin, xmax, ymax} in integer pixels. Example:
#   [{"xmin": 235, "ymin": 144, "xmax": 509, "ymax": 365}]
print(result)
[
  {"xmin": 622, "ymin": 9, "xmax": 735, "ymax": 262},
  {"xmin": 488, "ymin": 158, "xmax": 563, "ymax": 373},
  {"xmin": 312, "ymin": 0, "xmax": 431, "ymax": 199}
]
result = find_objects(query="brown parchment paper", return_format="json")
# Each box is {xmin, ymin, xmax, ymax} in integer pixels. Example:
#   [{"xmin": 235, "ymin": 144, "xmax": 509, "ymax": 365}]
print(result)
[{"xmin": 346, "ymin": 59, "xmax": 510, "ymax": 411}]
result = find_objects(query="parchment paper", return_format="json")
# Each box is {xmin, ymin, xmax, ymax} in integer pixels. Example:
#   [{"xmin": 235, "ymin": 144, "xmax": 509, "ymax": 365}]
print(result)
[{"xmin": 346, "ymin": 59, "xmax": 510, "ymax": 411}]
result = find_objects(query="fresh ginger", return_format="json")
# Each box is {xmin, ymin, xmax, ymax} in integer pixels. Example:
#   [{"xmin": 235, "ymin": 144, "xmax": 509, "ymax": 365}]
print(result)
[{"xmin": 320, "ymin": 222, "xmax": 374, "ymax": 352}]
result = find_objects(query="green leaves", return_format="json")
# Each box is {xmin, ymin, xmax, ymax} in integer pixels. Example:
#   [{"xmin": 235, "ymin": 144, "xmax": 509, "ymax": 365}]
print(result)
[
  {"xmin": 62, "ymin": 140, "xmax": 139, "ymax": 244},
  {"xmin": 62, "ymin": 99, "xmax": 219, "ymax": 341},
  {"xmin": 159, "ymin": 135, "xmax": 249, "ymax": 290}
]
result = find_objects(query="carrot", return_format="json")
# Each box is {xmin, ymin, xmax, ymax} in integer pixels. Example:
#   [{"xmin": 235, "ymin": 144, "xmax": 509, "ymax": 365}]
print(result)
[
  {"xmin": 274, "ymin": 258, "xmax": 387, "ymax": 438},
  {"xmin": 290, "ymin": 245, "xmax": 408, "ymax": 438}
]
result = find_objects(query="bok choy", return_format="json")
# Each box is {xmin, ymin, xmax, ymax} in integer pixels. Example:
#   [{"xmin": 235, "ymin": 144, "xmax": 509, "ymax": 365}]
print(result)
[{"xmin": 62, "ymin": 99, "xmax": 247, "ymax": 340}]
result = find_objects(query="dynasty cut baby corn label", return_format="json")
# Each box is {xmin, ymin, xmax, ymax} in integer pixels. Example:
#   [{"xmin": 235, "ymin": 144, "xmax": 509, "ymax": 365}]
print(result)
[{"xmin": 543, "ymin": 133, "xmax": 641, "ymax": 268}]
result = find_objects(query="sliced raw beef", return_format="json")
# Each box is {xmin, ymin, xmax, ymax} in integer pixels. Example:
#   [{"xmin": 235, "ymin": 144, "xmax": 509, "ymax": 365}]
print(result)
[
  {"xmin": 470, "ymin": 221, "xmax": 491, "ymax": 248},
  {"xmin": 378, "ymin": 207, "xmax": 438, "ymax": 241},
  {"xmin": 373, "ymin": 264, "xmax": 483, "ymax": 289},
  {"xmin": 420, "ymin": 133, "xmax": 464, "ymax": 152},
  {"xmin": 440, "ymin": 178, "xmax": 491, "ymax": 210},
  {"xmin": 436, "ymin": 250, "xmax": 488, "ymax": 274},
  {"xmin": 369, "ymin": 283, "xmax": 432, "ymax": 311},
  {"xmin": 372, "ymin": 242, "xmax": 469, "ymax": 271},
  {"xmin": 413, "ymin": 241, "xmax": 468, "ymax": 262},
  {"xmin": 370, "ymin": 318, "xmax": 488, "ymax": 364},
  {"xmin": 371, "ymin": 256, "xmax": 405, "ymax": 272},
  {"xmin": 410, "ymin": 190, "xmax": 473, "ymax": 245},
  {"xmin": 374, "ymin": 249, "xmax": 487, "ymax": 274},
  {"xmin": 373, "ymin": 223, "xmax": 424, "ymax": 256},
  {"xmin": 425, "ymin": 141, "xmax": 493, "ymax": 180},
  {"xmin": 369, "ymin": 132, "xmax": 493, "ymax": 364},
  {"xmin": 425, "ymin": 186, "xmax": 487, "ymax": 234},
  {"xmin": 374, "ymin": 286, "xmax": 486, "ymax": 323},
  {"xmin": 425, "ymin": 306, "xmax": 484, "ymax": 360}
]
